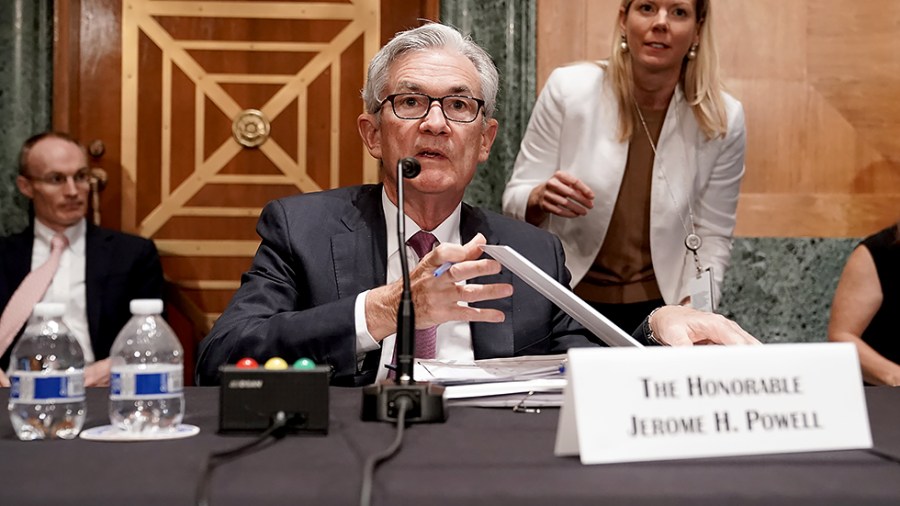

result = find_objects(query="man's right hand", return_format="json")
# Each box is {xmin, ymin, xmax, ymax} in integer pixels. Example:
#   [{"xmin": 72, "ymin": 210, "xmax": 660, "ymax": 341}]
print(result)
[
  {"xmin": 525, "ymin": 170, "xmax": 594, "ymax": 225},
  {"xmin": 0, "ymin": 369, "xmax": 9, "ymax": 387},
  {"xmin": 364, "ymin": 233, "xmax": 513, "ymax": 341},
  {"xmin": 650, "ymin": 305, "xmax": 760, "ymax": 346}
]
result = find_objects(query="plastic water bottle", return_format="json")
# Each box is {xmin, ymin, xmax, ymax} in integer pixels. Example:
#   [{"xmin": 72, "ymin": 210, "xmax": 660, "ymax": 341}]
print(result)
[
  {"xmin": 8, "ymin": 302, "xmax": 86, "ymax": 440},
  {"xmin": 109, "ymin": 299, "xmax": 184, "ymax": 433}
]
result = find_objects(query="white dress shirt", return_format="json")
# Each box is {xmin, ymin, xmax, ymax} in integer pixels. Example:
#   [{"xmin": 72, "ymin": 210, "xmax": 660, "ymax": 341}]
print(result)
[
  {"xmin": 33, "ymin": 218, "xmax": 94, "ymax": 363},
  {"xmin": 353, "ymin": 189, "xmax": 475, "ymax": 381}
]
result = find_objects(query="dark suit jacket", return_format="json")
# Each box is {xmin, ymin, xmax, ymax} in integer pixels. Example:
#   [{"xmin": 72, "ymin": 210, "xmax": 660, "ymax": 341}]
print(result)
[
  {"xmin": 0, "ymin": 222, "xmax": 165, "ymax": 369},
  {"xmin": 196, "ymin": 184, "xmax": 600, "ymax": 386}
]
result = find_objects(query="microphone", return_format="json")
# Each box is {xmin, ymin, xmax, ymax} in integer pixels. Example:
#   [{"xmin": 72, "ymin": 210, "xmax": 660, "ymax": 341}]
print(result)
[
  {"xmin": 394, "ymin": 157, "xmax": 419, "ymax": 383},
  {"xmin": 361, "ymin": 157, "xmax": 447, "ymax": 424},
  {"xmin": 399, "ymin": 156, "xmax": 421, "ymax": 179}
]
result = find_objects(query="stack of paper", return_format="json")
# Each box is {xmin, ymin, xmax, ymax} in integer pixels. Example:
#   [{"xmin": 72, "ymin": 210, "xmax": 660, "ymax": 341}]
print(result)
[
  {"xmin": 481, "ymin": 245, "xmax": 642, "ymax": 348},
  {"xmin": 414, "ymin": 355, "xmax": 567, "ymax": 407},
  {"xmin": 407, "ymin": 243, "xmax": 642, "ymax": 408}
]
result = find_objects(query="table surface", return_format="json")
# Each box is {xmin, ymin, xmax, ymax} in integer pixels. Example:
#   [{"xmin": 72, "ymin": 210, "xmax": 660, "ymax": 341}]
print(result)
[{"xmin": 0, "ymin": 387, "xmax": 899, "ymax": 506}]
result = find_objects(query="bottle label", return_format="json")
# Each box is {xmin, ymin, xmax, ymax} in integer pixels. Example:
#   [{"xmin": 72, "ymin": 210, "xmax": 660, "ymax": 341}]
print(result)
[
  {"xmin": 10, "ymin": 370, "xmax": 86, "ymax": 403},
  {"xmin": 110, "ymin": 364, "xmax": 184, "ymax": 400}
]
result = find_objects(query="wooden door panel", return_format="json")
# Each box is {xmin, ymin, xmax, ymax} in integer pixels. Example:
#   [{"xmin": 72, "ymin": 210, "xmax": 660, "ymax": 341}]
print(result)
[{"xmin": 55, "ymin": 0, "xmax": 439, "ymax": 382}]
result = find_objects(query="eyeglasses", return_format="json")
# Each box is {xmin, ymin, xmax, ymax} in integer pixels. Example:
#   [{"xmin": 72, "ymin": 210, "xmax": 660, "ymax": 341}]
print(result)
[
  {"xmin": 23, "ymin": 168, "xmax": 92, "ymax": 188},
  {"xmin": 378, "ymin": 93, "xmax": 486, "ymax": 123}
]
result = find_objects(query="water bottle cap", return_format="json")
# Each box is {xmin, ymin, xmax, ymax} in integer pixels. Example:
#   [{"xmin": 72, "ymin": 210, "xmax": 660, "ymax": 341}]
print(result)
[
  {"xmin": 33, "ymin": 302, "xmax": 66, "ymax": 318},
  {"xmin": 130, "ymin": 298, "xmax": 164, "ymax": 315}
]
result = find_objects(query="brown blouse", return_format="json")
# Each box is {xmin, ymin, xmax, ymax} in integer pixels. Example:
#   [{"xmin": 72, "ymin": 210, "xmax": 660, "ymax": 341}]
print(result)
[{"xmin": 574, "ymin": 106, "xmax": 664, "ymax": 304}]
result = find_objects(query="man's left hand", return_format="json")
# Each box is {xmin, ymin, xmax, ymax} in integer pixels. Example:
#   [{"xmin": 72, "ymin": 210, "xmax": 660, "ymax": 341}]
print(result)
[{"xmin": 85, "ymin": 358, "xmax": 111, "ymax": 387}]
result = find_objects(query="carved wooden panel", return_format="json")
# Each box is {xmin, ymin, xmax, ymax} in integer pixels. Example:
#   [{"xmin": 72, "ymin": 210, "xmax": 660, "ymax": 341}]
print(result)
[
  {"xmin": 55, "ymin": 0, "xmax": 437, "ymax": 382},
  {"xmin": 121, "ymin": 0, "xmax": 380, "ymax": 306},
  {"xmin": 536, "ymin": 0, "xmax": 900, "ymax": 237}
]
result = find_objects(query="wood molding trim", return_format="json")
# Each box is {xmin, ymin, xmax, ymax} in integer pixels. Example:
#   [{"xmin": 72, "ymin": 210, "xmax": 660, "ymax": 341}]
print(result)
[{"xmin": 52, "ymin": 0, "xmax": 82, "ymax": 131}]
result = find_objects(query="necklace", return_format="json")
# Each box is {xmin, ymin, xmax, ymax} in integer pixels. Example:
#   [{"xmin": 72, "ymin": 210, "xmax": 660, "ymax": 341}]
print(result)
[{"xmin": 633, "ymin": 101, "xmax": 704, "ymax": 267}]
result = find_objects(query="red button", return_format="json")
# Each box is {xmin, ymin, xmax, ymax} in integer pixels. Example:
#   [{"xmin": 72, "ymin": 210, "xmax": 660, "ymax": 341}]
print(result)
[{"xmin": 236, "ymin": 357, "xmax": 259, "ymax": 368}]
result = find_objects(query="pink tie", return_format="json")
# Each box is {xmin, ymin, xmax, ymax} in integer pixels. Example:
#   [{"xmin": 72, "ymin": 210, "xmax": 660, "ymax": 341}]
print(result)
[
  {"xmin": 406, "ymin": 231, "xmax": 439, "ymax": 359},
  {"xmin": 0, "ymin": 233, "xmax": 69, "ymax": 358}
]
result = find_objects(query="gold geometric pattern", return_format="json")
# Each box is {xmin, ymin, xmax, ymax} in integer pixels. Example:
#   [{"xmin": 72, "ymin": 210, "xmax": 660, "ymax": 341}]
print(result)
[{"xmin": 120, "ymin": 0, "xmax": 380, "ymax": 258}]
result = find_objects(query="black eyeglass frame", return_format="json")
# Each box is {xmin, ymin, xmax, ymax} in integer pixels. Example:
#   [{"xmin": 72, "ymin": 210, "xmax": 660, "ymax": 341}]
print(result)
[{"xmin": 378, "ymin": 93, "xmax": 486, "ymax": 124}]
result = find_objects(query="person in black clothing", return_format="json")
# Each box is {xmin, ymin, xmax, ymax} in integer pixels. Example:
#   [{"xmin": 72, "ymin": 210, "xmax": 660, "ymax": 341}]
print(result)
[{"xmin": 829, "ymin": 221, "xmax": 900, "ymax": 385}]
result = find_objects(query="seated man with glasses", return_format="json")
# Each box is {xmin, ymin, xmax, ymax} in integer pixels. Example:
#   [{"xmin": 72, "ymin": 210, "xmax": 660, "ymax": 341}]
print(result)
[
  {"xmin": 0, "ymin": 132, "xmax": 164, "ymax": 387},
  {"xmin": 196, "ymin": 23, "xmax": 757, "ymax": 386}
]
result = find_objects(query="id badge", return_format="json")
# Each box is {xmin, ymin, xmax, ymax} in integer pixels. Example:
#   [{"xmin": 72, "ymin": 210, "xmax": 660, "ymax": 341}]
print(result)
[{"xmin": 687, "ymin": 267, "xmax": 715, "ymax": 312}]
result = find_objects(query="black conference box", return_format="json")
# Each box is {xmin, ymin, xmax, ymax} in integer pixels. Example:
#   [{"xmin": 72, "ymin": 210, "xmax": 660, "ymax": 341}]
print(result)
[{"xmin": 218, "ymin": 365, "xmax": 330, "ymax": 434}]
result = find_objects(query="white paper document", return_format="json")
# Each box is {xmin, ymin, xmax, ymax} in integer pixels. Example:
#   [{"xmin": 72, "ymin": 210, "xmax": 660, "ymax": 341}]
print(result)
[
  {"xmin": 415, "ymin": 354, "xmax": 567, "ymax": 384},
  {"xmin": 414, "ymin": 355, "xmax": 568, "ymax": 407},
  {"xmin": 481, "ymin": 245, "xmax": 643, "ymax": 348},
  {"xmin": 443, "ymin": 378, "xmax": 567, "ymax": 400}
]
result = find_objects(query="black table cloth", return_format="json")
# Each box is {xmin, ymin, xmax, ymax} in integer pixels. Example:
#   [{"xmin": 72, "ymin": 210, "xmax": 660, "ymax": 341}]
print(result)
[{"xmin": 0, "ymin": 387, "xmax": 898, "ymax": 505}]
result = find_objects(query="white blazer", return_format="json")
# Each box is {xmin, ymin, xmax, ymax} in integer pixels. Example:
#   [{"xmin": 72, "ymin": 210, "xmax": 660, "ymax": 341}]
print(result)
[{"xmin": 503, "ymin": 63, "xmax": 746, "ymax": 306}]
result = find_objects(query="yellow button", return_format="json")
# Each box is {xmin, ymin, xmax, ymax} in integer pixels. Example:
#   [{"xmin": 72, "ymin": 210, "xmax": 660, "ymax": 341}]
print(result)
[{"xmin": 264, "ymin": 357, "xmax": 289, "ymax": 370}]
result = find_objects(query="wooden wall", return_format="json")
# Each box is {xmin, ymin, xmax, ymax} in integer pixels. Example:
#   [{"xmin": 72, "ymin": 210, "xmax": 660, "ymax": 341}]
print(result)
[{"xmin": 536, "ymin": 0, "xmax": 900, "ymax": 238}]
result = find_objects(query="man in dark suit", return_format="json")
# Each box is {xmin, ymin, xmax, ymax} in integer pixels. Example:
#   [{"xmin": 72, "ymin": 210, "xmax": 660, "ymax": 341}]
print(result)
[
  {"xmin": 196, "ymin": 24, "xmax": 757, "ymax": 386},
  {"xmin": 196, "ymin": 185, "xmax": 595, "ymax": 386},
  {"xmin": 0, "ymin": 132, "xmax": 164, "ymax": 386}
]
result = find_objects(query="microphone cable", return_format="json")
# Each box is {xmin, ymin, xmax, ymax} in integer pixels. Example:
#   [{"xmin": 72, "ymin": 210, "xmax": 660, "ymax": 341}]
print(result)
[
  {"xmin": 359, "ymin": 395, "xmax": 412, "ymax": 506},
  {"xmin": 195, "ymin": 411, "xmax": 290, "ymax": 506}
]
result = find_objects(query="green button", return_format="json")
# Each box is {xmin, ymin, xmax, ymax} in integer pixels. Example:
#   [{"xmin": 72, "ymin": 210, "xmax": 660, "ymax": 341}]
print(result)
[{"xmin": 293, "ymin": 358, "xmax": 316, "ymax": 370}]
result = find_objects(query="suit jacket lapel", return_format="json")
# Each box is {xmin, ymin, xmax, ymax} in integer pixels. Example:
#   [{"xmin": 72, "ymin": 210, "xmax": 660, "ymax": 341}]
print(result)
[
  {"xmin": 462, "ymin": 205, "xmax": 514, "ymax": 359},
  {"xmin": 0, "ymin": 228, "xmax": 34, "ymax": 366},
  {"xmin": 84, "ymin": 225, "xmax": 111, "ymax": 347},
  {"xmin": 5, "ymin": 228, "xmax": 34, "ymax": 289},
  {"xmin": 330, "ymin": 186, "xmax": 387, "ymax": 381},
  {"xmin": 332, "ymin": 185, "xmax": 387, "ymax": 299}
]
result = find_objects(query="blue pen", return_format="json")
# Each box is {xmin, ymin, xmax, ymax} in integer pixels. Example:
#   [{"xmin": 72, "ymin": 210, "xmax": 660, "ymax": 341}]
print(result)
[{"xmin": 434, "ymin": 262, "xmax": 454, "ymax": 277}]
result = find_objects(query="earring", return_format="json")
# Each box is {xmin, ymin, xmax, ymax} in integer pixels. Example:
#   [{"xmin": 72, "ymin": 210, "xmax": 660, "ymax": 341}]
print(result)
[
  {"xmin": 619, "ymin": 35, "xmax": 628, "ymax": 53},
  {"xmin": 687, "ymin": 44, "xmax": 698, "ymax": 60}
]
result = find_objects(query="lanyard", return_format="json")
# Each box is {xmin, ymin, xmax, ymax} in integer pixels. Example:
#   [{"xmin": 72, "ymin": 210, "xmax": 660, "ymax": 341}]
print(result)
[{"xmin": 634, "ymin": 100, "xmax": 704, "ymax": 275}]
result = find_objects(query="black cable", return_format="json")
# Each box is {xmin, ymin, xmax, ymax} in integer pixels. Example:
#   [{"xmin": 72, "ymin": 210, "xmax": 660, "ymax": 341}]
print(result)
[
  {"xmin": 195, "ymin": 411, "xmax": 289, "ymax": 506},
  {"xmin": 359, "ymin": 396, "xmax": 412, "ymax": 506}
]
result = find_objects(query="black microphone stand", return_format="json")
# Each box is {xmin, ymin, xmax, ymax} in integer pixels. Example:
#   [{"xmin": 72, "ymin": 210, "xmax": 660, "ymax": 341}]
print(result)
[{"xmin": 361, "ymin": 157, "xmax": 447, "ymax": 424}]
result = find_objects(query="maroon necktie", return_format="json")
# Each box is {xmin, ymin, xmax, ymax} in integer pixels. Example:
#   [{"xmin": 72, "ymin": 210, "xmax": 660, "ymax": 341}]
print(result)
[
  {"xmin": 406, "ymin": 231, "xmax": 439, "ymax": 359},
  {"xmin": 0, "ymin": 233, "xmax": 69, "ymax": 358}
]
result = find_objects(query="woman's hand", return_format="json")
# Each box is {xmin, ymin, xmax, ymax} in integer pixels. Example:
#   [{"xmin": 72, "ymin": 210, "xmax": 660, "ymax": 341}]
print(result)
[{"xmin": 525, "ymin": 171, "xmax": 595, "ymax": 225}]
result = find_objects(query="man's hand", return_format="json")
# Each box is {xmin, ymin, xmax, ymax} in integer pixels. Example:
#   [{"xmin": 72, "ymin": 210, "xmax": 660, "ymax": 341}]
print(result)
[
  {"xmin": 0, "ymin": 369, "xmax": 8, "ymax": 387},
  {"xmin": 650, "ymin": 305, "xmax": 760, "ymax": 346},
  {"xmin": 85, "ymin": 358, "xmax": 111, "ymax": 387},
  {"xmin": 365, "ymin": 233, "xmax": 512, "ymax": 340}
]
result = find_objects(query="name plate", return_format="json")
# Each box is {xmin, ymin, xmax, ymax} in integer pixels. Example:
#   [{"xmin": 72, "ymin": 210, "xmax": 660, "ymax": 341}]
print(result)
[{"xmin": 555, "ymin": 343, "xmax": 872, "ymax": 464}]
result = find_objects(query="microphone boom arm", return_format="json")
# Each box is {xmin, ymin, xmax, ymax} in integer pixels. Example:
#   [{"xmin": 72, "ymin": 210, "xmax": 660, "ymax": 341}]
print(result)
[
  {"xmin": 361, "ymin": 156, "xmax": 447, "ymax": 424},
  {"xmin": 394, "ymin": 157, "xmax": 418, "ymax": 383}
]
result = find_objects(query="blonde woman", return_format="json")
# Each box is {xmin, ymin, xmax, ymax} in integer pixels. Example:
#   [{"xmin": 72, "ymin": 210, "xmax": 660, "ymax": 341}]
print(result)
[{"xmin": 503, "ymin": 0, "xmax": 745, "ymax": 332}]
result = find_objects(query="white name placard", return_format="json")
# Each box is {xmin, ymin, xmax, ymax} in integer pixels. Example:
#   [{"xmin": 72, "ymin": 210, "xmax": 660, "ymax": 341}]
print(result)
[{"xmin": 555, "ymin": 343, "xmax": 872, "ymax": 464}]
